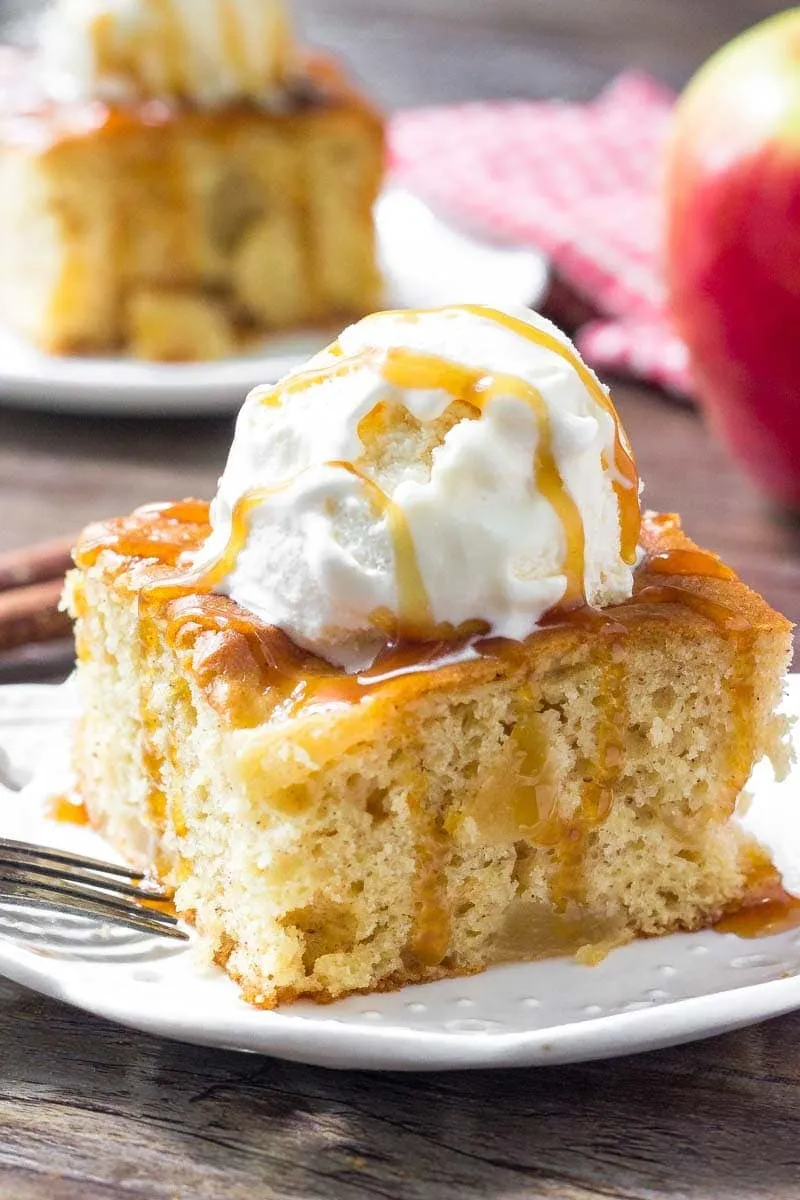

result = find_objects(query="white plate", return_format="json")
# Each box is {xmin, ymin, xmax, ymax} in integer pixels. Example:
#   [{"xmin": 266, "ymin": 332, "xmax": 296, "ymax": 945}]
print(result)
[
  {"xmin": 0, "ymin": 189, "xmax": 548, "ymax": 417},
  {"xmin": 1, "ymin": 678, "xmax": 798, "ymax": 1071}
]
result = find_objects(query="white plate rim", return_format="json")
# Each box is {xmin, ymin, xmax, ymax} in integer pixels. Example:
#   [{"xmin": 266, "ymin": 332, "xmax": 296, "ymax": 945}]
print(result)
[{"xmin": 2, "ymin": 940, "xmax": 800, "ymax": 1071}]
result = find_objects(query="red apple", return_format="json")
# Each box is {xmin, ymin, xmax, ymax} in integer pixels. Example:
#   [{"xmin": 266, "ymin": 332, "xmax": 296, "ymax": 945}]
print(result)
[{"xmin": 665, "ymin": 9, "xmax": 800, "ymax": 508}]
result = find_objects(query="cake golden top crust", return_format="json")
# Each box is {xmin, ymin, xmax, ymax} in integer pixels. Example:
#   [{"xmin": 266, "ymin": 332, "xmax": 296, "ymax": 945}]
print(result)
[
  {"xmin": 0, "ymin": 45, "xmax": 382, "ymax": 152},
  {"xmin": 72, "ymin": 499, "xmax": 793, "ymax": 733}
]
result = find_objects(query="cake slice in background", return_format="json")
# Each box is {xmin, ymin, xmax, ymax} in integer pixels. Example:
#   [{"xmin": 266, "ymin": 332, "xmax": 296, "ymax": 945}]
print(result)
[
  {"xmin": 65, "ymin": 304, "xmax": 794, "ymax": 1006},
  {"xmin": 0, "ymin": 0, "xmax": 384, "ymax": 361}
]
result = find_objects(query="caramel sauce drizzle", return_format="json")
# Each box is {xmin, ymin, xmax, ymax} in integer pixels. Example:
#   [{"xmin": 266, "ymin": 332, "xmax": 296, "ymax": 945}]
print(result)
[
  {"xmin": 646, "ymin": 548, "xmax": 736, "ymax": 581},
  {"xmin": 632, "ymin": 583, "xmax": 750, "ymax": 633},
  {"xmin": 200, "ymin": 304, "xmax": 640, "ymax": 633},
  {"xmin": 509, "ymin": 688, "xmax": 556, "ymax": 835},
  {"xmin": 91, "ymin": 14, "xmax": 119, "ymax": 81},
  {"xmin": 149, "ymin": 0, "xmax": 189, "ymax": 95},
  {"xmin": 363, "ymin": 305, "xmax": 641, "ymax": 566},
  {"xmin": 90, "ymin": 0, "xmax": 189, "ymax": 96},
  {"xmin": 48, "ymin": 793, "xmax": 90, "ymax": 827},
  {"xmin": 463, "ymin": 303, "xmax": 641, "ymax": 566},
  {"xmin": 380, "ymin": 348, "xmax": 587, "ymax": 607},
  {"xmin": 252, "ymin": 340, "xmax": 588, "ymax": 618},
  {"xmin": 262, "ymin": 354, "xmax": 367, "ymax": 402},
  {"xmin": 330, "ymin": 458, "xmax": 434, "ymax": 638},
  {"xmin": 508, "ymin": 641, "xmax": 626, "ymax": 913},
  {"xmin": 407, "ymin": 787, "xmax": 452, "ymax": 969},
  {"xmin": 220, "ymin": 0, "xmax": 254, "ymax": 92},
  {"xmin": 551, "ymin": 644, "xmax": 626, "ymax": 912},
  {"xmin": 142, "ymin": 487, "xmax": 287, "ymax": 601},
  {"xmin": 87, "ymin": 1, "xmax": 193, "ymax": 289},
  {"xmin": 715, "ymin": 889, "xmax": 800, "ymax": 939},
  {"xmin": 143, "ymin": 460, "xmax": 435, "ymax": 644},
  {"xmin": 75, "ymin": 501, "xmax": 210, "ymax": 571},
  {"xmin": 160, "ymin": 334, "xmax": 587, "ymax": 643},
  {"xmin": 139, "ymin": 892, "xmax": 179, "ymax": 918}
]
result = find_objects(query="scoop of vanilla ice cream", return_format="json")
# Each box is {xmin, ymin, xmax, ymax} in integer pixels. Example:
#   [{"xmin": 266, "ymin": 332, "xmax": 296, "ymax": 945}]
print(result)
[
  {"xmin": 40, "ymin": 0, "xmax": 294, "ymax": 107},
  {"xmin": 197, "ymin": 304, "xmax": 641, "ymax": 670}
]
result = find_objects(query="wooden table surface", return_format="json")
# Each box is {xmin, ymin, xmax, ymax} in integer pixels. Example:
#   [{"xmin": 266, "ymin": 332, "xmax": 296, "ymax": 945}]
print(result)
[{"xmin": 2, "ymin": 3, "xmax": 800, "ymax": 1197}]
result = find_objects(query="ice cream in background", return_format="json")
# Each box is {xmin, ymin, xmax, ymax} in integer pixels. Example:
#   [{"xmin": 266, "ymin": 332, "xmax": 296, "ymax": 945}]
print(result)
[
  {"xmin": 40, "ymin": 0, "xmax": 295, "ymax": 107},
  {"xmin": 187, "ymin": 304, "xmax": 641, "ymax": 670}
]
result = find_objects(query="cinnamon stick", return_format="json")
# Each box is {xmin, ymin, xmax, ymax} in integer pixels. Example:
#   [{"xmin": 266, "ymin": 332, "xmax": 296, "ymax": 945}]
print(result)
[
  {"xmin": 0, "ymin": 534, "xmax": 75, "ymax": 592},
  {"xmin": 0, "ymin": 577, "xmax": 71, "ymax": 652}
]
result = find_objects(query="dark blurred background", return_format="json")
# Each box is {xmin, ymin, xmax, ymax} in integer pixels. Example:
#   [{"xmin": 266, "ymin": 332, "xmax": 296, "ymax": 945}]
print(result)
[{"xmin": 2, "ymin": 0, "xmax": 790, "ymax": 102}]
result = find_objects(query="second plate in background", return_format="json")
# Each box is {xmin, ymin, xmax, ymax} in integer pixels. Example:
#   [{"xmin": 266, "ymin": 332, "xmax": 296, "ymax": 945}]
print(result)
[{"xmin": 0, "ymin": 190, "xmax": 548, "ymax": 417}]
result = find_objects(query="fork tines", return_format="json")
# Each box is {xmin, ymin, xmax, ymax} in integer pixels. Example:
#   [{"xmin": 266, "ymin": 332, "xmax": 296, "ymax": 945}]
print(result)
[
  {"xmin": 0, "ymin": 837, "xmax": 189, "ymax": 941},
  {"xmin": 1, "ymin": 836, "xmax": 143, "ymax": 880}
]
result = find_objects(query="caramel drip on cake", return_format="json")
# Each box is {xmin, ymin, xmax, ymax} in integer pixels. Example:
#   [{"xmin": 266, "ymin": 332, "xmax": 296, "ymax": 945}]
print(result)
[
  {"xmin": 161, "ymin": 590, "xmax": 485, "ymax": 724},
  {"xmin": 155, "ymin": 338, "xmax": 588, "ymax": 635},
  {"xmin": 461, "ymin": 304, "xmax": 641, "ymax": 567},
  {"xmin": 407, "ymin": 783, "xmax": 451, "ymax": 969},
  {"xmin": 550, "ymin": 642, "xmax": 626, "ymax": 912},
  {"xmin": 380, "ymin": 347, "xmax": 587, "ymax": 607},
  {"xmin": 365, "ymin": 305, "xmax": 641, "ymax": 566},
  {"xmin": 137, "ymin": 604, "xmax": 172, "ymax": 846},
  {"xmin": 715, "ymin": 889, "xmax": 800, "ymax": 938},
  {"xmin": 149, "ymin": 0, "xmax": 187, "ymax": 93},
  {"xmin": 75, "ymin": 500, "xmax": 210, "ymax": 571},
  {"xmin": 266, "ymin": 354, "xmax": 371, "ymax": 401},
  {"xmin": 632, "ymin": 583, "xmax": 749, "ymax": 632},
  {"xmin": 220, "ymin": 0, "xmax": 254, "ymax": 91},
  {"xmin": 139, "ymin": 892, "xmax": 179, "ymax": 919},
  {"xmin": 143, "ymin": 486, "xmax": 292, "ymax": 600},
  {"xmin": 502, "ymin": 535, "xmax": 749, "ymax": 914},
  {"xmin": 646, "ymin": 548, "xmax": 736, "ymax": 581},
  {"xmin": 723, "ymin": 631, "xmax": 758, "ymax": 795},
  {"xmin": 136, "ymin": 499, "xmax": 211, "ymax": 525},
  {"xmin": 79, "ymin": 503, "xmax": 753, "ymax": 693},
  {"xmin": 507, "ymin": 641, "xmax": 627, "ymax": 912},
  {"xmin": 145, "ymin": 462, "xmax": 430, "ymax": 642},
  {"xmin": 164, "ymin": 592, "xmax": 314, "ymax": 677},
  {"xmin": 331, "ymin": 459, "xmax": 433, "ymax": 638},
  {"xmin": 91, "ymin": 0, "xmax": 195, "ymax": 277},
  {"xmin": 90, "ymin": 1, "xmax": 186, "ymax": 94},
  {"xmin": 91, "ymin": 14, "xmax": 125, "ymax": 83},
  {"xmin": 135, "ymin": 125, "xmax": 193, "ymax": 281},
  {"xmin": 78, "ymin": 502, "xmax": 754, "ymax": 741},
  {"xmin": 508, "ymin": 688, "xmax": 556, "ymax": 834},
  {"xmin": 48, "ymin": 793, "xmax": 90, "ymax": 826},
  {"xmin": 254, "ymin": 340, "xmax": 588, "ymax": 614}
]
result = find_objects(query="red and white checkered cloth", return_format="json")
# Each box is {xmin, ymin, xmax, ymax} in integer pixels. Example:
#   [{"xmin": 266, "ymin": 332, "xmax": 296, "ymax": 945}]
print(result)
[{"xmin": 389, "ymin": 72, "xmax": 692, "ymax": 397}]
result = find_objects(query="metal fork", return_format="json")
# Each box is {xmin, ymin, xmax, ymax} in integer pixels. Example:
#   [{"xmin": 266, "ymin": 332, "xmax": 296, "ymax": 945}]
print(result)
[{"xmin": 0, "ymin": 838, "xmax": 189, "ymax": 941}]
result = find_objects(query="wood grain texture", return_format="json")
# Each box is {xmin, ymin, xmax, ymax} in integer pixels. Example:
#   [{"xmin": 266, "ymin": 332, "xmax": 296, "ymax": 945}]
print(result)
[
  {"xmin": 3, "ymin": 978, "xmax": 800, "ymax": 1199},
  {"xmin": 1, "ymin": 2, "xmax": 800, "ymax": 1196}
]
